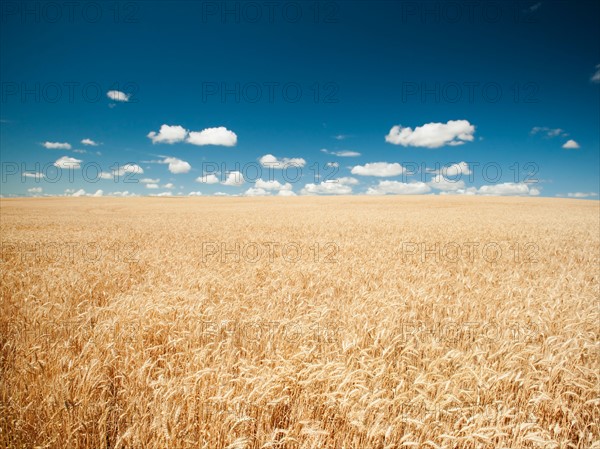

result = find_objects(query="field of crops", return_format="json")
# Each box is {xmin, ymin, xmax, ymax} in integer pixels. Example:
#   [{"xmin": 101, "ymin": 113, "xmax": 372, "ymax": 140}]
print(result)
[{"xmin": 1, "ymin": 196, "xmax": 598, "ymax": 449}]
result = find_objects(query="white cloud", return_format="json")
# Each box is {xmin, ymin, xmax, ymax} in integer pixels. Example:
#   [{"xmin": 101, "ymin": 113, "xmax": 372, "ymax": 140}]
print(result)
[
  {"xmin": 147, "ymin": 125, "xmax": 188, "ymax": 144},
  {"xmin": 145, "ymin": 183, "xmax": 159, "ymax": 189},
  {"xmin": 187, "ymin": 126, "xmax": 237, "ymax": 146},
  {"xmin": 114, "ymin": 163, "xmax": 144, "ymax": 176},
  {"xmin": 336, "ymin": 177, "xmax": 359, "ymax": 185},
  {"xmin": 163, "ymin": 183, "xmax": 174, "ymax": 189},
  {"xmin": 321, "ymin": 149, "xmax": 361, "ymax": 157},
  {"xmin": 477, "ymin": 182, "xmax": 539, "ymax": 196},
  {"xmin": 214, "ymin": 192, "xmax": 232, "ymax": 196},
  {"xmin": 71, "ymin": 189, "xmax": 87, "ymax": 197},
  {"xmin": 255, "ymin": 179, "xmax": 292, "ymax": 191},
  {"xmin": 196, "ymin": 174, "xmax": 220, "ymax": 184},
  {"xmin": 188, "ymin": 191, "xmax": 203, "ymax": 196},
  {"xmin": 562, "ymin": 139, "xmax": 580, "ymax": 149},
  {"xmin": 81, "ymin": 138, "xmax": 99, "ymax": 146},
  {"xmin": 530, "ymin": 127, "xmax": 566, "ymax": 138},
  {"xmin": 99, "ymin": 172, "xmax": 113, "ymax": 180},
  {"xmin": 439, "ymin": 161, "xmax": 472, "ymax": 177},
  {"xmin": 24, "ymin": 172, "xmax": 44, "ymax": 180},
  {"xmin": 110, "ymin": 191, "xmax": 137, "ymax": 197},
  {"xmin": 54, "ymin": 156, "xmax": 82, "ymax": 169},
  {"xmin": 567, "ymin": 192, "xmax": 598, "ymax": 198},
  {"xmin": 334, "ymin": 134, "xmax": 349, "ymax": 140},
  {"xmin": 325, "ymin": 162, "xmax": 340, "ymax": 168},
  {"xmin": 92, "ymin": 189, "xmax": 103, "ymax": 197},
  {"xmin": 351, "ymin": 162, "xmax": 405, "ymax": 177},
  {"xmin": 244, "ymin": 187, "xmax": 270, "ymax": 196},
  {"xmin": 366, "ymin": 181, "xmax": 431, "ymax": 195},
  {"xmin": 385, "ymin": 120, "xmax": 475, "ymax": 148},
  {"xmin": 106, "ymin": 90, "xmax": 130, "ymax": 102},
  {"xmin": 259, "ymin": 154, "xmax": 306, "ymax": 169},
  {"xmin": 278, "ymin": 190, "xmax": 297, "ymax": 196},
  {"xmin": 428, "ymin": 174, "xmax": 466, "ymax": 191},
  {"xmin": 43, "ymin": 141, "xmax": 71, "ymax": 150},
  {"xmin": 300, "ymin": 181, "xmax": 352, "ymax": 195},
  {"xmin": 221, "ymin": 171, "xmax": 245, "ymax": 186},
  {"xmin": 152, "ymin": 192, "xmax": 173, "ymax": 197},
  {"xmin": 27, "ymin": 187, "xmax": 43, "ymax": 193},
  {"xmin": 163, "ymin": 157, "xmax": 191, "ymax": 174},
  {"xmin": 591, "ymin": 64, "xmax": 600, "ymax": 83},
  {"xmin": 140, "ymin": 178, "xmax": 160, "ymax": 184},
  {"xmin": 147, "ymin": 124, "xmax": 238, "ymax": 146}
]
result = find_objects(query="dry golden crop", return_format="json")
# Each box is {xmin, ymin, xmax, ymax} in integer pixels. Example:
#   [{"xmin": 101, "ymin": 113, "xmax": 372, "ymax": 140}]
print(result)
[{"xmin": 1, "ymin": 196, "xmax": 599, "ymax": 449}]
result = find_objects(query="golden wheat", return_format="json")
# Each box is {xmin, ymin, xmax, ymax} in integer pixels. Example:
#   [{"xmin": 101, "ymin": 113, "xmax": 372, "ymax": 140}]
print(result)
[{"xmin": 1, "ymin": 196, "xmax": 598, "ymax": 449}]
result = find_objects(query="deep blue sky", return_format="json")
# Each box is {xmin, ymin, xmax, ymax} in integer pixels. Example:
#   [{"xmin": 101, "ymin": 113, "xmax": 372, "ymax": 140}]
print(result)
[{"xmin": 1, "ymin": 0, "xmax": 599, "ymax": 197}]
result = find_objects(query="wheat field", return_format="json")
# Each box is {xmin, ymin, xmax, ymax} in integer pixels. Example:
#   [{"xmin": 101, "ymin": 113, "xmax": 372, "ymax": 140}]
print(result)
[{"xmin": 1, "ymin": 196, "xmax": 598, "ymax": 449}]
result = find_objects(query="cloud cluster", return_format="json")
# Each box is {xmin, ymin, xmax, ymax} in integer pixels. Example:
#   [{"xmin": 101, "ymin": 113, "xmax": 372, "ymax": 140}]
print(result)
[
  {"xmin": 366, "ymin": 181, "xmax": 431, "ymax": 195},
  {"xmin": 107, "ymin": 90, "xmax": 130, "ymax": 102},
  {"xmin": 351, "ymin": 162, "xmax": 405, "ymax": 177},
  {"xmin": 300, "ymin": 181, "xmax": 352, "ymax": 195},
  {"xmin": 44, "ymin": 141, "xmax": 72, "ymax": 150},
  {"xmin": 259, "ymin": 154, "xmax": 306, "ymax": 169},
  {"xmin": 147, "ymin": 124, "xmax": 237, "ymax": 147},
  {"xmin": 385, "ymin": 120, "xmax": 475, "ymax": 148},
  {"xmin": 321, "ymin": 149, "xmax": 361, "ymax": 157}
]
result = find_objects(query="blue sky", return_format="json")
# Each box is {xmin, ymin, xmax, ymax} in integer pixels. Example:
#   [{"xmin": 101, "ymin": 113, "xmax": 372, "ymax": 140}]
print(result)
[{"xmin": 1, "ymin": 0, "xmax": 599, "ymax": 198}]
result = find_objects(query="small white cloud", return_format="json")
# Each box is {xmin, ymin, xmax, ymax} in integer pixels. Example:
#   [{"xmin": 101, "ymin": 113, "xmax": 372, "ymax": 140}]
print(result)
[
  {"xmin": 145, "ymin": 183, "xmax": 159, "ymax": 189},
  {"xmin": 259, "ymin": 154, "xmax": 306, "ymax": 169},
  {"xmin": 222, "ymin": 171, "xmax": 245, "ymax": 186},
  {"xmin": 366, "ymin": 181, "xmax": 431, "ymax": 195},
  {"xmin": 92, "ymin": 189, "xmax": 103, "ymax": 197},
  {"xmin": 336, "ymin": 177, "xmax": 359, "ymax": 185},
  {"xmin": 163, "ymin": 183, "xmax": 174, "ymax": 189},
  {"xmin": 163, "ymin": 157, "xmax": 191, "ymax": 174},
  {"xmin": 43, "ymin": 141, "xmax": 71, "ymax": 150},
  {"xmin": 255, "ymin": 179, "xmax": 292, "ymax": 191},
  {"xmin": 147, "ymin": 125, "xmax": 188, "ymax": 144},
  {"xmin": 351, "ymin": 162, "xmax": 405, "ymax": 177},
  {"xmin": 428, "ymin": 174, "xmax": 466, "ymax": 191},
  {"xmin": 321, "ymin": 149, "xmax": 361, "ymax": 157},
  {"xmin": 196, "ymin": 174, "xmax": 220, "ymax": 184},
  {"xmin": 151, "ymin": 192, "xmax": 173, "ymax": 197},
  {"xmin": 71, "ymin": 189, "xmax": 87, "ymax": 197},
  {"xmin": 107, "ymin": 90, "xmax": 130, "ymax": 102},
  {"xmin": 27, "ymin": 187, "xmax": 43, "ymax": 193},
  {"xmin": 278, "ymin": 190, "xmax": 297, "ymax": 197},
  {"xmin": 114, "ymin": 163, "xmax": 144, "ymax": 176},
  {"xmin": 530, "ymin": 127, "xmax": 566, "ymax": 138},
  {"xmin": 99, "ymin": 172, "xmax": 113, "ymax": 180},
  {"xmin": 110, "ymin": 191, "xmax": 137, "ymax": 197},
  {"xmin": 300, "ymin": 181, "xmax": 352, "ymax": 195},
  {"xmin": 140, "ymin": 178, "xmax": 160, "ymax": 184},
  {"xmin": 591, "ymin": 64, "xmax": 600, "ymax": 83},
  {"xmin": 477, "ymin": 182, "xmax": 539, "ymax": 196},
  {"xmin": 325, "ymin": 162, "xmax": 340, "ymax": 168},
  {"xmin": 214, "ymin": 192, "xmax": 231, "ymax": 196},
  {"xmin": 334, "ymin": 134, "xmax": 349, "ymax": 140},
  {"xmin": 187, "ymin": 126, "xmax": 237, "ymax": 146},
  {"xmin": 528, "ymin": 2, "xmax": 542, "ymax": 12},
  {"xmin": 385, "ymin": 120, "xmax": 475, "ymax": 148},
  {"xmin": 567, "ymin": 192, "xmax": 598, "ymax": 198},
  {"xmin": 54, "ymin": 156, "xmax": 82, "ymax": 169},
  {"xmin": 441, "ymin": 161, "xmax": 471, "ymax": 177},
  {"xmin": 24, "ymin": 172, "xmax": 44, "ymax": 180},
  {"xmin": 188, "ymin": 191, "xmax": 203, "ymax": 196},
  {"xmin": 562, "ymin": 139, "xmax": 580, "ymax": 149},
  {"xmin": 81, "ymin": 138, "xmax": 99, "ymax": 146},
  {"xmin": 244, "ymin": 187, "xmax": 270, "ymax": 196}
]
